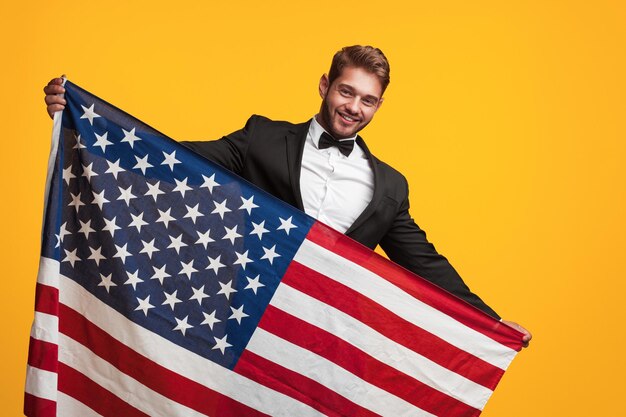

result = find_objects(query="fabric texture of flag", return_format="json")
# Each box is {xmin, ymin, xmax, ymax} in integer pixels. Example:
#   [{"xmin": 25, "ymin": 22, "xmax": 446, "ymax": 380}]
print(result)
[{"xmin": 25, "ymin": 80, "xmax": 524, "ymax": 417}]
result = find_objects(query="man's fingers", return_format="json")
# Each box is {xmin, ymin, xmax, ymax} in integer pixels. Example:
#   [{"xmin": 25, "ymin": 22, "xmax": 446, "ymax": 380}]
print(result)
[
  {"xmin": 44, "ymin": 94, "xmax": 66, "ymax": 106},
  {"xmin": 43, "ymin": 83, "xmax": 65, "ymax": 95}
]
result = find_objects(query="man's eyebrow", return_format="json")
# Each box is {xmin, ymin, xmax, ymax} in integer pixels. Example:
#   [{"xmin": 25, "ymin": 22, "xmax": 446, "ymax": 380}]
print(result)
[{"xmin": 337, "ymin": 83, "xmax": 380, "ymax": 101}]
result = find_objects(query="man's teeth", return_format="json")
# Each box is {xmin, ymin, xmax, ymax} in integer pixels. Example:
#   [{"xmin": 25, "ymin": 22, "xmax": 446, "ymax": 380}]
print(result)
[{"xmin": 341, "ymin": 114, "xmax": 355, "ymax": 122}]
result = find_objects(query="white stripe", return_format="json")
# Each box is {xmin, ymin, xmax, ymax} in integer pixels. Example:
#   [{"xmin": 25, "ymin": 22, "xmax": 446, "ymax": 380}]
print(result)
[
  {"xmin": 58, "ymin": 392, "xmax": 103, "ymax": 417},
  {"xmin": 25, "ymin": 365, "xmax": 57, "ymax": 401},
  {"xmin": 59, "ymin": 334, "xmax": 205, "ymax": 417},
  {"xmin": 247, "ymin": 328, "xmax": 434, "ymax": 417},
  {"xmin": 41, "ymin": 95, "xmax": 64, "ymax": 229},
  {"xmin": 295, "ymin": 239, "xmax": 517, "ymax": 370},
  {"xmin": 38, "ymin": 256, "xmax": 60, "ymax": 288},
  {"xmin": 58, "ymin": 274, "xmax": 323, "ymax": 417},
  {"xmin": 272, "ymin": 283, "xmax": 492, "ymax": 410},
  {"xmin": 30, "ymin": 312, "xmax": 58, "ymax": 344}
]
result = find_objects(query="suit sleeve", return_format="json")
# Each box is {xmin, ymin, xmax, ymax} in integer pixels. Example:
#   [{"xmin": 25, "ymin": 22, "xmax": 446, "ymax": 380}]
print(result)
[
  {"xmin": 180, "ymin": 115, "xmax": 262, "ymax": 174},
  {"xmin": 379, "ymin": 178, "xmax": 500, "ymax": 319}
]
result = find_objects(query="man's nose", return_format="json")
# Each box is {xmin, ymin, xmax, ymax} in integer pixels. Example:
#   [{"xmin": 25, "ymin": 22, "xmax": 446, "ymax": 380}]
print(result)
[{"xmin": 346, "ymin": 98, "xmax": 360, "ymax": 114}]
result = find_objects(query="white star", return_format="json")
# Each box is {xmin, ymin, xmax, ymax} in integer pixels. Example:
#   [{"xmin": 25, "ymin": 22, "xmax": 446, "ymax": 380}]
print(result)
[
  {"xmin": 200, "ymin": 173, "xmax": 220, "ymax": 193},
  {"xmin": 80, "ymin": 103, "xmax": 100, "ymax": 125},
  {"xmin": 105, "ymin": 159, "xmax": 125, "ymax": 179},
  {"xmin": 151, "ymin": 265, "xmax": 170, "ymax": 285},
  {"xmin": 195, "ymin": 229, "xmax": 214, "ymax": 249},
  {"xmin": 68, "ymin": 192, "xmax": 84, "ymax": 211},
  {"xmin": 81, "ymin": 162, "xmax": 98, "ymax": 181},
  {"xmin": 55, "ymin": 234, "xmax": 60, "ymax": 248},
  {"xmin": 222, "ymin": 225, "xmax": 242, "ymax": 244},
  {"xmin": 117, "ymin": 185, "xmax": 136, "ymax": 205},
  {"xmin": 78, "ymin": 219, "xmax": 96, "ymax": 239},
  {"xmin": 93, "ymin": 131, "xmax": 113, "ymax": 152},
  {"xmin": 63, "ymin": 166, "xmax": 75, "ymax": 185},
  {"xmin": 88, "ymin": 246, "xmax": 106, "ymax": 266},
  {"xmin": 201, "ymin": 310, "xmax": 221, "ymax": 330},
  {"xmin": 184, "ymin": 204, "xmax": 203, "ymax": 224},
  {"xmin": 161, "ymin": 150, "xmax": 181, "ymax": 171},
  {"xmin": 58, "ymin": 222, "xmax": 71, "ymax": 242},
  {"xmin": 207, "ymin": 255, "xmax": 225, "ymax": 275},
  {"xmin": 102, "ymin": 216, "xmax": 122, "ymax": 237},
  {"xmin": 133, "ymin": 154, "xmax": 153, "ymax": 175},
  {"xmin": 245, "ymin": 275, "xmax": 265, "ymax": 294},
  {"xmin": 129, "ymin": 212, "xmax": 148, "ymax": 232},
  {"xmin": 121, "ymin": 127, "xmax": 142, "ymax": 148},
  {"xmin": 63, "ymin": 248, "xmax": 80, "ymax": 267},
  {"xmin": 211, "ymin": 199, "xmax": 231, "ymax": 219},
  {"xmin": 173, "ymin": 316, "xmax": 193, "ymax": 336},
  {"xmin": 135, "ymin": 296, "xmax": 154, "ymax": 316},
  {"xmin": 233, "ymin": 250, "xmax": 253, "ymax": 270},
  {"xmin": 145, "ymin": 181, "xmax": 164, "ymax": 201},
  {"xmin": 168, "ymin": 234, "xmax": 187, "ymax": 254},
  {"xmin": 239, "ymin": 195, "xmax": 258, "ymax": 215},
  {"xmin": 277, "ymin": 216, "xmax": 297, "ymax": 235},
  {"xmin": 73, "ymin": 133, "xmax": 87, "ymax": 149},
  {"xmin": 156, "ymin": 208, "xmax": 176, "ymax": 228},
  {"xmin": 91, "ymin": 189, "xmax": 110, "ymax": 209},
  {"xmin": 249, "ymin": 220, "xmax": 269, "ymax": 240},
  {"xmin": 212, "ymin": 335, "xmax": 232, "ymax": 354},
  {"xmin": 124, "ymin": 270, "xmax": 144, "ymax": 290},
  {"xmin": 179, "ymin": 260, "xmax": 198, "ymax": 279},
  {"xmin": 113, "ymin": 243, "xmax": 132, "ymax": 264},
  {"xmin": 228, "ymin": 305, "xmax": 249, "ymax": 324},
  {"xmin": 217, "ymin": 280, "xmax": 237, "ymax": 300},
  {"xmin": 189, "ymin": 285, "xmax": 209, "ymax": 305},
  {"xmin": 98, "ymin": 273, "xmax": 116, "ymax": 293},
  {"xmin": 140, "ymin": 239, "xmax": 159, "ymax": 259},
  {"xmin": 173, "ymin": 177, "xmax": 192, "ymax": 198},
  {"xmin": 162, "ymin": 290, "xmax": 182, "ymax": 310},
  {"xmin": 261, "ymin": 245, "xmax": 281, "ymax": 265}
]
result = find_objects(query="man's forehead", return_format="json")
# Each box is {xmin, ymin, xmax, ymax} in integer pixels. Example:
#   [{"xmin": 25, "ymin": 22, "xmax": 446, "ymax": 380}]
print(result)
[{"xmin": 333, "ymin": 66, "xmax": 384, "ymax": 99}]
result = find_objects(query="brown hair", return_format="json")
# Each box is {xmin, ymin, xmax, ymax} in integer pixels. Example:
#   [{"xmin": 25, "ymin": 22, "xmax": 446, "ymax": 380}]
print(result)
[{"xmin": 328, "ymin": 45, "xmax": 391, "ymax": 94}]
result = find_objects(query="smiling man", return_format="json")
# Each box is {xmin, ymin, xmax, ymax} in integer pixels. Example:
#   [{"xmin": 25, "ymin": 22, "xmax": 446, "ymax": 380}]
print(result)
[{"xmin": 44, "ymin": 45, "xmax": 531, "ymax": 344}]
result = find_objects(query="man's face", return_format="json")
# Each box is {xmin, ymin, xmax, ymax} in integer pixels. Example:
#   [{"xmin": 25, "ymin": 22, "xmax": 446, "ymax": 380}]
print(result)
[{"xmin": 318, "ymin": 66, "xmax": 384, "ymax": 139}]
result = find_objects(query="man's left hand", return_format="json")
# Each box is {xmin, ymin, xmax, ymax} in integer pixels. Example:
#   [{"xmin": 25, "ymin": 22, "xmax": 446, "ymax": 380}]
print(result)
[{"xmin": 501, "ymin": 320, "xmax": 532, "ymax": 348}]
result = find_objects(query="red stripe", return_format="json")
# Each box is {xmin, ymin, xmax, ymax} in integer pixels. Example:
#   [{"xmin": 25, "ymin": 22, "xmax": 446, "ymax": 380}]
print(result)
[
  {"xmin": 58, "ymin": 362, "xmax": 149, "ymax": 417},
  {"xmin": 259, "ymin": 305, "xmax": 480, "ymax": 417},
  {"xmin": 24, "ymin": 393, "xmax": 56, "ymax": 417},
  {"xmin": 59, "ymin": 304, "xmax": 268, "ymax": 417},
  {"xmin": 34, "ymin": 283, "xmax": 59, "ymax": 316},
  {"xmin": 306, "ymin": 222, "xmax": 523, "ymax": 350},
  {"xmin": 236, "ymin": 350, "xmax": 380, "ymax": 417},
  {"xmin": 27, "ymin": 337, "xmax": 58, "ymax": 373},
  {"xmin": 283, "ymin": 261, "xmax": 504, "ymax": 389}
]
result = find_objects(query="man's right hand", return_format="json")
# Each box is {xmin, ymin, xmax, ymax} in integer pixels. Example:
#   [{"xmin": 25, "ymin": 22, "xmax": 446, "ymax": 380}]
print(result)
[{"xmin": 43, "ymin": 77, "xmax": 66, "ymax": 119}]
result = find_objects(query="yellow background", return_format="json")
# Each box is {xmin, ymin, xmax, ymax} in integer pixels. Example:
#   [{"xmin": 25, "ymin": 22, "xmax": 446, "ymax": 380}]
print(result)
[{"xmin": 2, "ymin": 1, "xmax": 625, "ymax": 415}]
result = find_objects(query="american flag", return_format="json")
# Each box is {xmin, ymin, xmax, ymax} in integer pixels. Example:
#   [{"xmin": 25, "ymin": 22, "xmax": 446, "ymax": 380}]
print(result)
[{"xmin": 25, "ymin": 80, "xmax": 524, "ymax": 417}]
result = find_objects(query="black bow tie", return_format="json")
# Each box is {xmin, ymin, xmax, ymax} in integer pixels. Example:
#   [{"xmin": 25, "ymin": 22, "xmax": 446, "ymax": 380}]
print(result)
[{"xmin": 318, "ymin": 132, "xmax": 355, "ymax": 157}]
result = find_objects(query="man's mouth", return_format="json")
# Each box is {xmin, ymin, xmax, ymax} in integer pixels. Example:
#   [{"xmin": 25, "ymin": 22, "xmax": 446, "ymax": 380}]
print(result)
[{"xmin": 338, "ymin": 112, "xmax": 359, "ymax": 123}]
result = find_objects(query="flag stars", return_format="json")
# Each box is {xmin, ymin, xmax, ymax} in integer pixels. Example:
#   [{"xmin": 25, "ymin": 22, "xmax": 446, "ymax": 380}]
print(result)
[
  {"xmin": 173, "ymin": 316, "xmax": 193, "ymax": 336},
  {"xmin": 162, "ymin": 290, "xmax": 182, "ymax": 311},
  {"xmin": 80, "ymin": 103, "xmax": 100, "ymax": 125},
  {"xmin": 261, "ymin": 245, "xmax": 281, "ymax": 265},
  {"xmin": 250, "ymin": 220, "xmax": 269, "ymax": 240},
  {"xmin": 129, "ymin": 212, "xmax": 149, "ymax": 232},
  {"xmin": 222, "ymin": 225, "xmax": 242, "ymax": 244},
  {"xmin": 63, "ymin": 166, "xmax": 75, "ymax": 185},
  {"xmin": 113, "ymin": 243, "xmax": 132, "ymax": 264},
  {"xmin": 145, "ymin": 181, "xmax": 165, "ymax": 201},
  {"xmin": 98, "ymin": 273, "xmax": 116, "ymax": 293},
  {"xmin": 139, "ymin": 239, "xmax": 159, "ymax": 259},
  {"xmin": 212, "ymin": 335, "xmax": 232, "ymax": 354},
  {"xmin": 233, "ymin": 250, "xmax": 253, "ymax": 270},
  {"xmin": 124, "ymin": 270, "xmax": 144, "ymax": 290},
  {"xmin": 161, "ymin": 150, "xmax": 181, "ymax": 171},
  {"xmin": 277, "ymin": 216, "xmax": 297, "ymax": 235},
  {"xmin": 211, "ymin": 199, "xmax": 231, "ymax": 219},
  {"xmin": 88, "ymin": 246, "xmax": 106, "ymax": 266},
  {"xmin": 133, "ymin": 154, "xmax": 153, "ymax": 175},
  {"xmin": 93, "ymin": 131, "xmax": 113, "ymax": 152},
  {"xmin": 217, "ymin": 280, "xmax": 237, "ymax": 300},
  {"xmin": 195, "ymin": 229, "xmax": 214, "ymax": 249},
  {"xmin": 73, "ymin": 133, "xmax": 87, "ymax": 149},
  {"xmin": 117, "ymin": 185, "xmax": 136, "ymax": 205},
  {"xmin": 173, "ymin": 177, "xmax": 192, "ymax": 198},
  {"xmin": 239, "ymin": 195, "xmax": 258, "ymax": 215},
  {"xmin": 135, "ymin": 296, "xmax": 154, "ymax": 316},
  {"xmin": 245, "ymin": 275, "xmax": 265, "ymax": 294},
  {"xmin": 78, "ymin": 219, "xmax": 96, "ymax": 239},
  {"xmin": 228, "ymin": 305, "xmax": 249, "ymax": 324},
  {"xmin": 168, "ymin": 234, "xmax": 187, "ymax": 254},
  {"xmin": 206, "ymin": 255, "xmax": 225, "ymax": 275},
  {"xmin": 81, "ymin": 162, "xmax": 98, "ymax": 181},
  {"xmin": 102, "ymin": 216, "xmax": 122, "ymax": 237},
  {"xmin": 189, "ymin": 285, "xmax": 210, "ymax": 305},
  {"xmin": 58, "ymin": 222, "xmax": 71, "ymax": 242},
  {"xmin": 151, "ymin": 265, "xmax": 171, "ymax": 285},
  {"xmin": 121, "ymin": 127, "xmax": 142, "ymax": 148},
  {"xmin": 62, "ymin": 248, "xmax": 81, "ymax": 267},
  {"xmin": 91, "ymin": 189, "xmax": 110, "ymax": 209},
  {"xmin": 68, "ymin": 192, "xmax": 85, "ymax": 211},
  {"xmin": 156, "ymin": 208, "xmax": 176, "ymax": 228},
  {"xmin": 201, "ymin": 310, "xmax": 221, "ymax": 330},
  {"xmin": 105, "ymin": 159, "xmax": 125, "ymax": 179},
  {"xmin": 178, "ymin": 260, "xmax": 198, "ymax": 279},
  {"xmin": 184, "ymin": 204, "xmax": 204, "ymax": 224},
  {"xmin": 200, "ymin": 173, "xmax": 220, "ymax": 193}
]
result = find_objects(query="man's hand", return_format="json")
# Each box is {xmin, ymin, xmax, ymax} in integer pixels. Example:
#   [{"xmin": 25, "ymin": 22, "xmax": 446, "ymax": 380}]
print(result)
[
  {"xmin": 43, "ymin": 76, "xmax": 66, "ymax": 119},
  {"xmin": 501, "ymin": 320, "xmax": 532, "ymax": 348}
]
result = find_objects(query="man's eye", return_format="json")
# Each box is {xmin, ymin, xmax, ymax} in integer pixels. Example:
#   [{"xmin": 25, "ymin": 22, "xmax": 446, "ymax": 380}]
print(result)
[
  {"xmin": 339, "ymin": 89, "xmax": 352, "ymax": 97},
  {"xmin": 363, "ymin": 99, "xmax": 376, "ymax": 107}
]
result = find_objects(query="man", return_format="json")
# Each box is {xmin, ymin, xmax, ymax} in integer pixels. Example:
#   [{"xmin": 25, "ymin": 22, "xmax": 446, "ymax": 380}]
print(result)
[{"xmin": 44, "ymin": 45, "xmax": 531, "ymax": 345}]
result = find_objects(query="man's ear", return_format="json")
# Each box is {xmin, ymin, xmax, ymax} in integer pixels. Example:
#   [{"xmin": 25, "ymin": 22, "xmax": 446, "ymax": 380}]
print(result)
[
  {"xmin": 319, "ymin": 74, "xmax": 329, "ymax": 98},
  {"xmin": 376, "ymin": 97, "xmax": 384, "ymax": 110}
]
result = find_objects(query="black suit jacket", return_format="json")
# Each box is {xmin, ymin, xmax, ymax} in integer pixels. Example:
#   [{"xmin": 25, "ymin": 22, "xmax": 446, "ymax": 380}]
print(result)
[{"xmin": 183, "ymin": 115, "xmax": 499, "ymax": 318}]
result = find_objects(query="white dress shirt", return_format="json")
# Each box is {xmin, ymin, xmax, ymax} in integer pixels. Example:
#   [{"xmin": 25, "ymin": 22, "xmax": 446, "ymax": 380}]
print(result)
[{"xmin": 299, "ymin": 116, "xmax": 375, "ymax": 233}]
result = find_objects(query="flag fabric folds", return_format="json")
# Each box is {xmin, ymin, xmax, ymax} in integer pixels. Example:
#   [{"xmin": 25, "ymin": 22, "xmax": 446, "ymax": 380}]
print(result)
[{"xmin": 25, "ymin": 80, "xmax": 523, "ymax": 417}]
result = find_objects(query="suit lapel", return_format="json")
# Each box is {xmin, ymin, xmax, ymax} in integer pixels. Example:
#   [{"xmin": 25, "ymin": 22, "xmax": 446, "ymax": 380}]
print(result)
[
  {"xmin": 346, "ymin": 136, "xmax": 385, "ymax": 235},
  {"xmin": 285, "ymin": 120, "xmax": 311, "ymax": 211}
]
